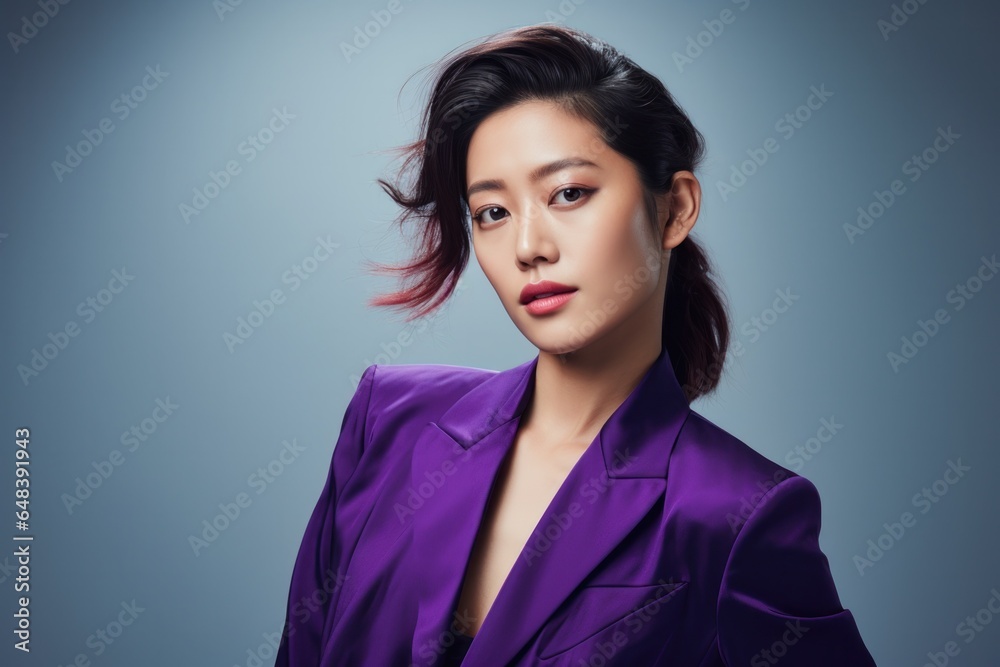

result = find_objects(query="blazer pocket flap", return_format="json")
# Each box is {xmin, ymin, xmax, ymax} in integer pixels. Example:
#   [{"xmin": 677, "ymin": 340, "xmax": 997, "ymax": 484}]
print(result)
[{"xmin": 537, "ymin": 580, "xmax": 688, "ymax": 659}]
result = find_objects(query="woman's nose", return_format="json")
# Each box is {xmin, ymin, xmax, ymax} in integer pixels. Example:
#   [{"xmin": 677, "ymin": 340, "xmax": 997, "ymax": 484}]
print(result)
[{"xmin": 514, "ymin": 206, "xmax": 558, "ymax": 267}]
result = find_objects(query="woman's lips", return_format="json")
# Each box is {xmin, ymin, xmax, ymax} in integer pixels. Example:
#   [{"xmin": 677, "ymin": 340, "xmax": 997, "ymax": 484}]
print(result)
[
  {"xmin": 523, "ymin": 290, "xmax": 577, "ymax": 315},
  {"xmin": 519, "ymin": 280, "xmax": 577, "ymax": 304}
]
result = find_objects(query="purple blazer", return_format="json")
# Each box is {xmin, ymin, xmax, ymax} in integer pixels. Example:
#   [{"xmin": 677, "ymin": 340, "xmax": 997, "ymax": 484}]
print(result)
[{"xmin": 275, "ymin": 347, "xmax": 877, "ymax": 666}]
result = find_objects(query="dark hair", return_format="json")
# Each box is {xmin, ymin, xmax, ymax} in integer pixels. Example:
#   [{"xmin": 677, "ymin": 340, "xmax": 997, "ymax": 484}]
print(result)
[{"xmin": 365, "ymin": 24, "xmax": 731, "ymax": 402}]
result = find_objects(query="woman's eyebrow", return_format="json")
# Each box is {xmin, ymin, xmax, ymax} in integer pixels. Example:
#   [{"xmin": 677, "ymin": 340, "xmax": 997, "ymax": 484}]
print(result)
[{"xmin": 466, "ymin": 157, "xmax": 600, "ymax": 199}]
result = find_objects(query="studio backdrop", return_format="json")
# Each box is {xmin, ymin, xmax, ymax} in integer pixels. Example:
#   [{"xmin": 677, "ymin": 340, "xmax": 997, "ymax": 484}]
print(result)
[{"xmin": 1, "ymin": 0, "xmax": 997, "ymax": 665}]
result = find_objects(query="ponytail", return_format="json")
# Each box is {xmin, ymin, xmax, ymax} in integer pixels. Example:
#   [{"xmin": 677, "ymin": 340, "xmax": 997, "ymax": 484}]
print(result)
[{"xmin": 663, "ymin": 235, "xmax": 731, "ymax": 402}]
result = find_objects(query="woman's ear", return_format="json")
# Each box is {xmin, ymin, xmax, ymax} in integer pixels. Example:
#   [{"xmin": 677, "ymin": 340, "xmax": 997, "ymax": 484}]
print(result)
[{"xmin": 659, "ymin": 170, "xmax": 701, "ymax": 250}]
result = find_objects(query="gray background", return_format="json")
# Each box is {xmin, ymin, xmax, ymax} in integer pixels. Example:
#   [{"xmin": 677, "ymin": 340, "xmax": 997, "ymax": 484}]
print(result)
[{"xmin": 2, "ymin": 0, "xmax": 998, "ymax": 665}]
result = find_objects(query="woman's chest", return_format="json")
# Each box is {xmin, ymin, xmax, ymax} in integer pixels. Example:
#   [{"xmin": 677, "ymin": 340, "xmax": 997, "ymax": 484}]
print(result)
[{"xmin": 456, "ymin": 433, "xmax": 589, "ymax": 635}]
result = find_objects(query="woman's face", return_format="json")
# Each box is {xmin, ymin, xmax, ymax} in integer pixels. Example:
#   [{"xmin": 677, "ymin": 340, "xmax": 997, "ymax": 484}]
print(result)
[{"xmin": 466, "ymin": 99, "xmax": 695, "ymax": 356}]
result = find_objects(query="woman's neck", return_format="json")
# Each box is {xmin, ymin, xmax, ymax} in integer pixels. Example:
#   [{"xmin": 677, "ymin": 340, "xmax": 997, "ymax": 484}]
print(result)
[{"xmin": 523, "ymin": 342, "xmax": 661, "ymax": 454}]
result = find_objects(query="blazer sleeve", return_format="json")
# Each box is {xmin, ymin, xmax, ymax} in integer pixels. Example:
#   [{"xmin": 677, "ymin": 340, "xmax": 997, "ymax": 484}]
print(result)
[
  {"xmin": 275, "ymin": 364, "xmax": 377, "ymax": 666},
  {"xmin": 716, "ymin": 474, "xmax": 877, "ymax": 666}
]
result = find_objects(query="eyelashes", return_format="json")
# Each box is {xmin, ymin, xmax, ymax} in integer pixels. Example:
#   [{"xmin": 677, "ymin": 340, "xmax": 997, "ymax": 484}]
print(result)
[
  {"xmin": 472, "ymin": 187, "xmax": 597, "ymax": 226},
  {"xmin": 472, "ymin": 207, "xmax": 505, "ymax": 226}
]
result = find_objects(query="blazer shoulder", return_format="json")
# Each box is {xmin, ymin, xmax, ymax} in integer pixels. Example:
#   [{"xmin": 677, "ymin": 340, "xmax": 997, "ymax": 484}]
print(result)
[
  {"xmin": 670, "ymin": 409, "xmax": 812, "ymax": 533},
  {"xmin": 361, "ymin": 361, "xmax": 497, "ymax": 433},
  {"xmin": 678, "ymin": 409, "xmax": 799, "ymax": 483}
]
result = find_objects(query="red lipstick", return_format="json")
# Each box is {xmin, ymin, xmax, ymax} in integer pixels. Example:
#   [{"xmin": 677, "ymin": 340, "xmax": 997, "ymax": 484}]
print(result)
[{"xmin": 519, "ymin": 280, "xmax": 578, "ymax": 315}]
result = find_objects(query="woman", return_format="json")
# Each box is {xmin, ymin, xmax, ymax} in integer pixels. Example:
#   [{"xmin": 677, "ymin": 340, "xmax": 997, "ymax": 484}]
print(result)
[{"xmin": 275, "ymin": 24, "xmax": 878, "ymax": 666}]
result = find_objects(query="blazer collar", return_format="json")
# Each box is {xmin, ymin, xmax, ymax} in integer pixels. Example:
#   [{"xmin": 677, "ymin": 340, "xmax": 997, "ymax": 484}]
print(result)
[
  {"xmin": 408, "ymin": 345, "xmax": 690, "ymax": 666},
  {"xmin": 436, "ymin": 344, "xmax": 690, "ymax": 479}
]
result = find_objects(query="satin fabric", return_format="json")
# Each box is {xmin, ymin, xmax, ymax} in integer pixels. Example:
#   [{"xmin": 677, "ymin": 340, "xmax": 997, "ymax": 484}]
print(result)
[{"xmin": 274, "ymin": 346, "xmax": 877, "ymax": 666}]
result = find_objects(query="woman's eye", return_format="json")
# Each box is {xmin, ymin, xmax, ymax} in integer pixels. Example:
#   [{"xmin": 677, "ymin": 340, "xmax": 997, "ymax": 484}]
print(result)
[
  {"xmin": 473, "ymin": 188, "xmax": 595, "ymax": 226},
  {"xmin": 473, "ymin": 206, "xmax": 509, "ymax": 225},
  {"xmin": 553, "ymin": 187, "xmax": 595, "ymax": 205}
]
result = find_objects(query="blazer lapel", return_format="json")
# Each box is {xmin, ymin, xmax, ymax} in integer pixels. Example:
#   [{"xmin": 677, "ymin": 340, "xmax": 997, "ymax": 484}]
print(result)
[{"xmin": 408, "ymin": 346, "xmax": 690, "ymax": 666}]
